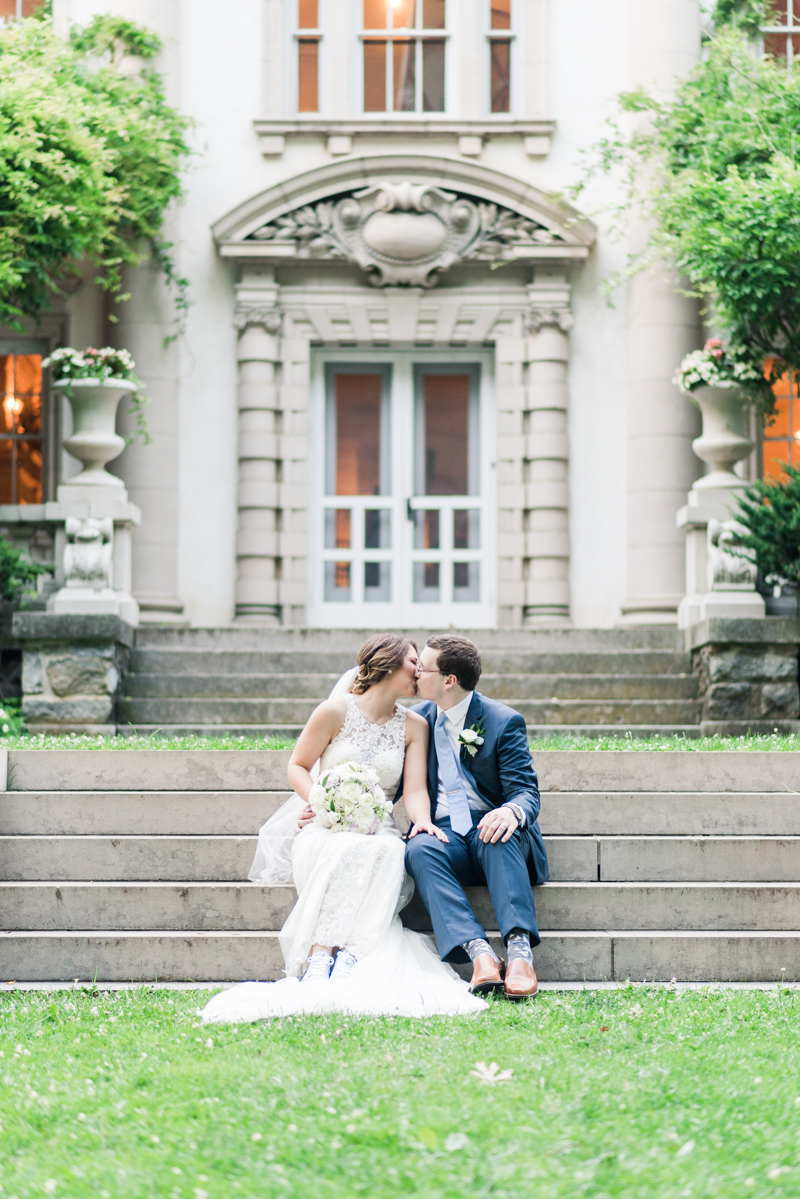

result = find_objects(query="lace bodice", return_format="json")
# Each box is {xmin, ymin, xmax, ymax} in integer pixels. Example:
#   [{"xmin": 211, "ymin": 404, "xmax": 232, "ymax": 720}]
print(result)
[{"xmin": 319, "ymin": 694, "xmax": 407, "ymax": 802}]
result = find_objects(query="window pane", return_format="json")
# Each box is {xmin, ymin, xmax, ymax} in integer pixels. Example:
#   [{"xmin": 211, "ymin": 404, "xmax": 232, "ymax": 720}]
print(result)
[
  {"xmin": 422, "ymin": 38, "xmax": 445, "ymax": 110},
  {"xmin": 764, "ymin": 439, "xmax": 791, "ymax": 482},
  {"xmin": 298, "ymin": 0, "xmax": 317, "ymax": 25},
  {"xmin": 364, "ymin": 509, "xmax": 391, "ymax": 549},
  {"xmin": 298, "ymin": 40, "xmax": 319, "ymax": 112},
  {"xmin": 413, "ymin": 508, "xmax": 440, "ymax": 549},
  {"xmin": 414, "ymin": 560, "xmax": 440, "ymax": 602},
  {"xmin": 335, "ymin": 374, "xmax": 383, "ymax": 495},
  {"xmin": 364, "ymin": 0, "xmax": 388, "ymax": 27},
  {"xmin": 391, "ymin": 0, "xmax": 416, "ymax": 27},
  {"xmin": 424, "ymin": 374, "xmax": 470, "ymax": 495},
  {"xmin": 453, "ymin": 561, "xmax": 480, "ymax": 602},
  {"xmin": 324, "ymin": 509, "xmax": 352, "ymax": 549},
  {"xmin": 491, "ymin": 39, "xmax": 510, "ymax": 112},
  {"xmin": 491, "ymin": 0, "xmax": 511, "ymax": 29},
  {"xmin": 454, "ymin": 509, "xmax": 480, "ymax": 549},
  {"xmin": 393, "ymin": 39, "xmax": 416, "ymax": 111},
  {"xmin": 364, "ymin": 40, "xmax": 387, "ymax": 110},
  {"xmin": 17, "ymin": 440, "xmax": 42, "ymax": 504},
  {"xmin": 364, "ymin": 561, "xmax": 391, "ymax": 601},
  {"xmin": 0, "ymin": 439, "xmax": 11, "ymax": 504},
  {"xmin": 325, "ymin": 560, "xmax": 352, "ymax": 602},
  {"xmin": 423, "ymin": 0, "xmax": 445, "ymax": 27},
  {"xmin": 0, "ymin": 1, "xmax": 44, "ymax": 15}
]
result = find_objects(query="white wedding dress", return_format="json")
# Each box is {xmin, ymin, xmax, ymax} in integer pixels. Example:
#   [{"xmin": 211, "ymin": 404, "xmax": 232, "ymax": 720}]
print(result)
[{"xmin": 201, "ymin": 693, "xmax": 487, "ymax": 1023}]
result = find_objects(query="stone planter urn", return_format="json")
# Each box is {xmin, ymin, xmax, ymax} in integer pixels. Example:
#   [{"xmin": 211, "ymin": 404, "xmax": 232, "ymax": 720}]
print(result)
[
  {"xmin": 690, "ymin": 384, "xmax": 754, "ymax": 489},
  {"xmin": 56, "ymin": 377, "xmax": 137, "ymax": 488}
]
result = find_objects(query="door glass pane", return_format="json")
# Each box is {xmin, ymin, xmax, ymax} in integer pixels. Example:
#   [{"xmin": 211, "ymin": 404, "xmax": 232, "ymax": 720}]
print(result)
[
  {"xmin": 453, "ymin": 509, "xmax": 480, "ymax": 549},
  {"xmin": 491, "ymin": 39, "xmax": 510, "ymax": 112},
  {"xmin": 0, "ymin": 353, "xmax": 43, "ymax": 504},
  {"xmin": 414, "ymin": 561, "xmax": 440, "ymax": 602},
  {"xmin": 17, "ymin": 441, "xmax": 42, "ymax": 505},
  {"xmin": 333, "ymin": 374, "xmax": 384, "ymax": 495},
  {"xmin": 491, "ymin": 0, "xmax": 511, "ymax": 29},
  {"xmin": 391, "ymin": 0, "xmax": 416, "ymax": 27},
  {"xmin": 325, "ymin": 561, "xmax": 352, "ymax": 602},
  {"xmin": 393, "ymin": 39, "xmax": 416, "ymax": 110},
  {"xmin": 364, "ymin": 509, "xmax": 391, "ymax": 549},
  {"xmin": 413, "ymin": 509, "xmax": 440, "ymax": 549},
  {"xmin": 364, "ymin": 40, "xmax": 387, "ymax": 109},
  {"xmin": 423, "ymin": 0, "xmax": 445, "ymax": 27},
  {"xmin": 365, "ymin": 561, "xmax": 391, "ymax": 602},
  {"xmin": 422, "ymin": 39, "xmax": 445, "ymax": 111},
  {"xmin": 298, "ymin": 40, "xmax": 319, "ymax": 111},
  {"xmin": 424, "ymin": 374, "xmax": 470, "ymax": 495},
  {"xmin": 453, "ymin": 561, "xmax": 480, "ymax": 602},
  {"xmin": 364, "ymin": 0, "xmax": 388, "ymax": 26},
  {"xmin": 325, "ymin": 509, "xmax": 351, "ymax": 549}
]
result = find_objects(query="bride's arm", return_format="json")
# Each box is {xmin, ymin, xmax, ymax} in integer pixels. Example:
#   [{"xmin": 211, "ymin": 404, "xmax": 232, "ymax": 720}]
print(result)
[
  {"xmin": 402, "ymin": 711, "xmax": 449, "ymax": 844},
  {"xmin": 287, "ymin": 697, "xmax": 347, "ymax": 803}
]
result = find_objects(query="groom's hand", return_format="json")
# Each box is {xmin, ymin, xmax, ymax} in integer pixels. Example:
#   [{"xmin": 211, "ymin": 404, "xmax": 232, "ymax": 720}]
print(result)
[
  {"xmin": 477, "ymin": 807, "xmax": 519, "ymax": 844},
  {"xmin": 297, "ymin": 804, "xmax": 314, "ymax": 831},
  {"xmin": 408, "ymin": 820, "xmax": 449, "ymax": 843}
]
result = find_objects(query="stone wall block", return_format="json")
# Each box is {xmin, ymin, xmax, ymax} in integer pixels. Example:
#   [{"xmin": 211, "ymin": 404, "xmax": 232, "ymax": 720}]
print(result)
[
  {"xmin": 704, "ymin": 646, "xmax": 799, "ymax": 684},
  {"xmin": 239, "ymin": 408, "xmax": 278, "ymax": 435},
  {"xmin": 44, "ymin": 646, "xmax": 117, "ymax": 698},
  {"xmin": 236, "ymin": 528, "xmax": 280, "ymax": 557},
  {"xmin": 23, "ymin": 696, "xmax": 114, "ymax": 724},
  {"xmin": 237, "ymin": 327, "xmax": 278, "ymax": 363},
  {"xmin": 239, "ymin": 431, "xmax": 280, "ymax": 460},
  {"xmin": 693, "ymin": 639, "xmax": 800, "ymax": 727},
  {"xmin": 526, "ymin": 431, "xmax": 569, "ymax": 461},
  {"xmin": 525, "ymin": 481, "xmax": 569, "ymax": 510},
  {"xmin": 525, "ymin": 529, "xmax": 570, "ymax": 558},
  {"xmin": 527, "ymin": 327, "xmax": 569, "ymax": 364},
  {"xmin": 761, "ymin": 683, "xmax": 799, "ymax": 719},
  {"xmin": 22, "ymin": 652, "xmax": 43, "ymax": 695}
]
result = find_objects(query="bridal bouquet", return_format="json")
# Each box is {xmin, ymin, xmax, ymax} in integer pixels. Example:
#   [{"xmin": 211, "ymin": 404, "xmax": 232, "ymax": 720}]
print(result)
[{"xmin": 308, "ymin": 761, "xmax": 391, "ymax": 834}]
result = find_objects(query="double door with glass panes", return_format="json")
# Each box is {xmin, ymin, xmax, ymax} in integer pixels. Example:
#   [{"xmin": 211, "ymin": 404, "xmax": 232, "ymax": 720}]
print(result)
[{"xmin": 312, "ymin": 355, "xmax": 495, "ymax": 627}]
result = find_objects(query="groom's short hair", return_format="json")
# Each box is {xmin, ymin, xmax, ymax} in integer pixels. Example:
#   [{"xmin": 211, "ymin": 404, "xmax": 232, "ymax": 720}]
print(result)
[{"xmin": 426, "ymin": 634, "xmax": 482, "ymax": 691}]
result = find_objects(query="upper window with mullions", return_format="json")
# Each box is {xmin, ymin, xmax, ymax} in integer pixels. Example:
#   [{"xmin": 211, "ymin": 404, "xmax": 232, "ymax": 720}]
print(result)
[{"xmin": 362, "ymin": 0, "xmax": 446, "ymax": 114}]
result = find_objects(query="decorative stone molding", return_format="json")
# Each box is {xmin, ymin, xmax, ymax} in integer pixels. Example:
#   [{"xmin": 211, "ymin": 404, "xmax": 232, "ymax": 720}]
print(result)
[
  {"xmin": 64, "ymin": 518, "xmax": 113, "ymax": 590},
  {"xmin": 233, "ymin": 307, "xmax": 283, "ymax": 334},
  {"xmin": 526, "ymin": 306, "xmax": 574, "ymax": 334},
  {"xmin": 248, "ymin": 182, "xmax": 565, "ymax": 288}
]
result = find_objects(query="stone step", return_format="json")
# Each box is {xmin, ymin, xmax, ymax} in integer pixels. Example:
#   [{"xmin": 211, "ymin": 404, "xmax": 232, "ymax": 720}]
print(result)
[
  {"xmin": 2, "ymin": 834, "xmax": 799, "ymax": 883},
  {"xmin": 122, "ymin": 672, "xmax": 700, "ymax": 701},
  {"xmin": 128, "ymin": 648, "xmax": 693, "ymax": 677},
  {"xmin": 116, "ymin": 722, "xmax": 705, "ymax": 739},
  {"xmin": 4, "ymin": 881, "xmax": 800, "ymax": 931},
  {"xmin": 6, "ymin": 749, "xmax": 800, "ymax": 794},
  {"xmin": 4, "ymin": 789, "xmax": 799, "ymax": 837},
  {"xmin": 2, "ymin": 928, "xmax": 800, "ymax": 983},
  {"xmin": 133, "ymin": 626, "xmax": 685, "ymax": 652},
  {"xmin": 116, "ymin": 696, "xmax": 703, "ymax": 728}
]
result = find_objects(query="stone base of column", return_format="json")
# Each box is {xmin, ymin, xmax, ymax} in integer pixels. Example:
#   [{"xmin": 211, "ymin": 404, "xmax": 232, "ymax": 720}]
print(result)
[
  {"xmin": 523, "ymin": 606, "xmax": 572, "ymax": 627},
  {"xmin": 234, "ymin": 605, "xmax": 281, "ymax": 625},
  {"xmin": 136, "ymin": 596, "xmax": 188, "ymax": 626},
  {"xmin": 619, "ymin": 597, "xmax": 681, "ymax": 626}
]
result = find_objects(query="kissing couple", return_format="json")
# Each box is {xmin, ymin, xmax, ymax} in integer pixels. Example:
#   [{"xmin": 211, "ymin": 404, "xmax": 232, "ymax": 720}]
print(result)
[{"xmin": 201, "ymin": 633, "xmax": 549, "ymax": 1023}]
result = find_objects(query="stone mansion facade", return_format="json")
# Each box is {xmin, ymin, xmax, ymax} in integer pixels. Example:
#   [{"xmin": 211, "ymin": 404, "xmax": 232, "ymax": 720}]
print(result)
[{"xmin": 3, "ymin": 0, "xmax": 780, "ymax": 632}]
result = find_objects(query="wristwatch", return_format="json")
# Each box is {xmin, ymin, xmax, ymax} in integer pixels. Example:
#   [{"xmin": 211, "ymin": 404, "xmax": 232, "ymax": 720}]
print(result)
[{"xmin": 502, "ymin": 802, "xmax": 525, "ymax": 828}]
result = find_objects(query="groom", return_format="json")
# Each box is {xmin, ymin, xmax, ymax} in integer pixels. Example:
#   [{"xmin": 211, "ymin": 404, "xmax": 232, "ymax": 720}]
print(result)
[{"xmin": 401, "ymin": 634, "xmax": 548, "ymax": 999}]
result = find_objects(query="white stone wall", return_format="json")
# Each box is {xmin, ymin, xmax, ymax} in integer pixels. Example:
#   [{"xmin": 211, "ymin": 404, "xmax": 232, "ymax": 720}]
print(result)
[{"xmin": 58, "ymin": 0, "xmax": 703, "ymax": 628}]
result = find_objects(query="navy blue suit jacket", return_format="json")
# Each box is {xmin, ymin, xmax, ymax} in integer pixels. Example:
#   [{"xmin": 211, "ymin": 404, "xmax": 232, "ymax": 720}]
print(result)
[{"xmin": 400, "ymin": 691, "xmax": 549, "ymax": 885}]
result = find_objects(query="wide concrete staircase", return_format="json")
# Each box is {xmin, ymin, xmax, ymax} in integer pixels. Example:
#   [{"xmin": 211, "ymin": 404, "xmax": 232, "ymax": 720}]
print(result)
[
  {"xmin": 1, "ymin": 749, "xmax": 799, "ymax": 983},
  {"xmin": 119, "ymin": 626, "xmax": 702, "ymax": 737}
]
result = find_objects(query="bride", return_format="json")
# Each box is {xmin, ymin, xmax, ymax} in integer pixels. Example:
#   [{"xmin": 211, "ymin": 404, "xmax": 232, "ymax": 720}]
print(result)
[{"xmin": 201, "ymin": 633, "xmax": 488, "ymax": 1022}]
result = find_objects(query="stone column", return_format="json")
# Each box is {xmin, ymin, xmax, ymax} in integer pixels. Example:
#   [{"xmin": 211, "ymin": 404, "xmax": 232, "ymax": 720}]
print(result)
[
  {"xmin": 621, "ymin": 0, "xmax": 701, "ymax": 625},
  {"xmin": 495, "ymin": 334, "xmax": 527, "ymax": 627},
  {"xmin": 523, "ymin": 304, "xmax": 572, "ymax": 626},
  {"xmin": 278, "ymin": 336, "xmax": 311, "ymax": 627},
  {"xmin": 234, "ymin": 284, "xmax": 283, "ymax": 624}
]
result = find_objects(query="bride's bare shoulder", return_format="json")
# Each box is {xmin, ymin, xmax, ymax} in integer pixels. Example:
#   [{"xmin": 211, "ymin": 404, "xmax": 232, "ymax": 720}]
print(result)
[
  {"xmin": 405, "ymin": 708, "xmax": 429, "ymax": 740},
  {"xmin": 313, "ymin": 695, "xmax": 348, "ymax": 722}
]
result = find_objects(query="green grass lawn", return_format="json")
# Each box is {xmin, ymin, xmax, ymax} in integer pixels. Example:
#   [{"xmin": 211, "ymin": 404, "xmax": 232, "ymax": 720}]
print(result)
[{"xmin": 2, "ymin": 987, "xmax": 800, "ymax": 1198}]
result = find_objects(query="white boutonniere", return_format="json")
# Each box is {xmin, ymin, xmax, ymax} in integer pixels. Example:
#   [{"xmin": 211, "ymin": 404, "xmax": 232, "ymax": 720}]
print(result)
[{"xmin": 458, "ymin": 723, "xmax": 485, "ymax": 758}]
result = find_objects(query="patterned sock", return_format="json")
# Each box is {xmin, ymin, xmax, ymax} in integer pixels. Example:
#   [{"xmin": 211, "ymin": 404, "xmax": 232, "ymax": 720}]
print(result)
[
  {"xmin": 505, "ymin": 928, "xmax": 534, "ymax": 966},
  {"xmin": 463, "ymin": 937, "xmax": 498, "ymax": 963}
]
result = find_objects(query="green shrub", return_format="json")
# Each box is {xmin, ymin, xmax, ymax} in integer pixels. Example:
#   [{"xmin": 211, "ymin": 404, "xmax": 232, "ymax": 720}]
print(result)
[{"xmin": 731, "ymin": 464, "xmax": 800, "ymax": 587}]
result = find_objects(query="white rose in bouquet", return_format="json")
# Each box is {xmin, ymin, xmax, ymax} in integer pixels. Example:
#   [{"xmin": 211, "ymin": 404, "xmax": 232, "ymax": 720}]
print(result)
[{"xmin": 309, "ymin": 761, "xmax": 391, "ymax": 834}]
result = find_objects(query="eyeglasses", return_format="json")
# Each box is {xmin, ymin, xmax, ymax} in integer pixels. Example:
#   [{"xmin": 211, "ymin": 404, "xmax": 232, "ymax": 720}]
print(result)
[{"xmin": 417, "ymin": 667, "xmax": 445, "ymax": 675}]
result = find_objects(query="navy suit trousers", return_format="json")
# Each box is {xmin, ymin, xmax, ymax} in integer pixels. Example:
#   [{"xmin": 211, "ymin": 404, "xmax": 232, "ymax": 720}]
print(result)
[{"xmin": 404, "ymin": 816, "xmax": 540, "ymax": 964}]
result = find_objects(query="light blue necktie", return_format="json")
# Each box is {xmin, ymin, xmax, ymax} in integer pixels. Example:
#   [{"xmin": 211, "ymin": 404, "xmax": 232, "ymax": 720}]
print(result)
[{"xmin": 434, "ymin": 710, "xmax": 473, "ymax": 836}]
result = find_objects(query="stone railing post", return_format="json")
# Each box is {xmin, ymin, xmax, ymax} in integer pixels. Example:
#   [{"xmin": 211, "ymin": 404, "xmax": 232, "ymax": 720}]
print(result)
[
  {"xmin": 522, "ymin": 303, "xmax": 572, "ymax": 626},
  {"xmin": 234, "ymin": 296, "xmax": 283, "ymax": 624}
]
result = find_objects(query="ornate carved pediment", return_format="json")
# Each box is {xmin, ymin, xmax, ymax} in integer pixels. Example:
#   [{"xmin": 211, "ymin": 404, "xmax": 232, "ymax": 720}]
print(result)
[{"xmin": 246, "ymin": 180, "xmax": 566, "ymax": 287}]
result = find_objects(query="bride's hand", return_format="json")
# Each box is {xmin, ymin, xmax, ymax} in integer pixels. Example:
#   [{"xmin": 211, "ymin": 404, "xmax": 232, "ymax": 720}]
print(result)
[
  {"xmin": 297, "ymin": 804, "xmax": 315, "ymax": 831},
  {"xmin": 408, "ymin": 820, "xmax": 449, "ymax": 843}
]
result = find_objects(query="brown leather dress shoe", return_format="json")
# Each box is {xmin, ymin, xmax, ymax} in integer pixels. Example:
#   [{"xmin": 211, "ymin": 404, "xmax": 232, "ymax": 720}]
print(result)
[
  {"xmin": 469, "ymin": 953, "xmax": 505, "ymax": 995},
  {"xmin": 504, "ymin": 958, "xmax": 539, "ymax": 1000}
]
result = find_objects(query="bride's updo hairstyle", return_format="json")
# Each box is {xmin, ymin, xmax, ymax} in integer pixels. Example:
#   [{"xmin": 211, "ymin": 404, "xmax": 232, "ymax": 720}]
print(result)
[{"xmin": 350, "ymin": 633, "xmax": 416, "ymax": 695}]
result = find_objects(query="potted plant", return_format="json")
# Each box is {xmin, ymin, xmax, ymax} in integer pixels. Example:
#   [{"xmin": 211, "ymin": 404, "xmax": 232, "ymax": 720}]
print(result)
[
  {"xmin": 673, "ymin": 339, "xmax": 763, "ymax": 488},
  {"xmin": 730, "ymin": 464, "xmax": 800, "ymax": 617},
  {"xmin": 43, "ymin": 347, "xmax": 142, "ymax": 486}
]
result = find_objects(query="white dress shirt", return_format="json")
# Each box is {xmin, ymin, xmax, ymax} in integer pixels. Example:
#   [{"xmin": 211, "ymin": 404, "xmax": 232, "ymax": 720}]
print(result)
[{"xmin": 433, "ymin": 692, "xmax": 527, "ymax": 829}]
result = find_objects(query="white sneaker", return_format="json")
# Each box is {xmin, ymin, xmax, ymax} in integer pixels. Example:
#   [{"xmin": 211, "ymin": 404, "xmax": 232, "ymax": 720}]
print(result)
[
  {"xmin": 330, "ymin": 948, "xmax": 358, "ymax": 981},
  {"xmin": 302, "ymin": 951, "xmax": 334, "ymax": 983}
]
